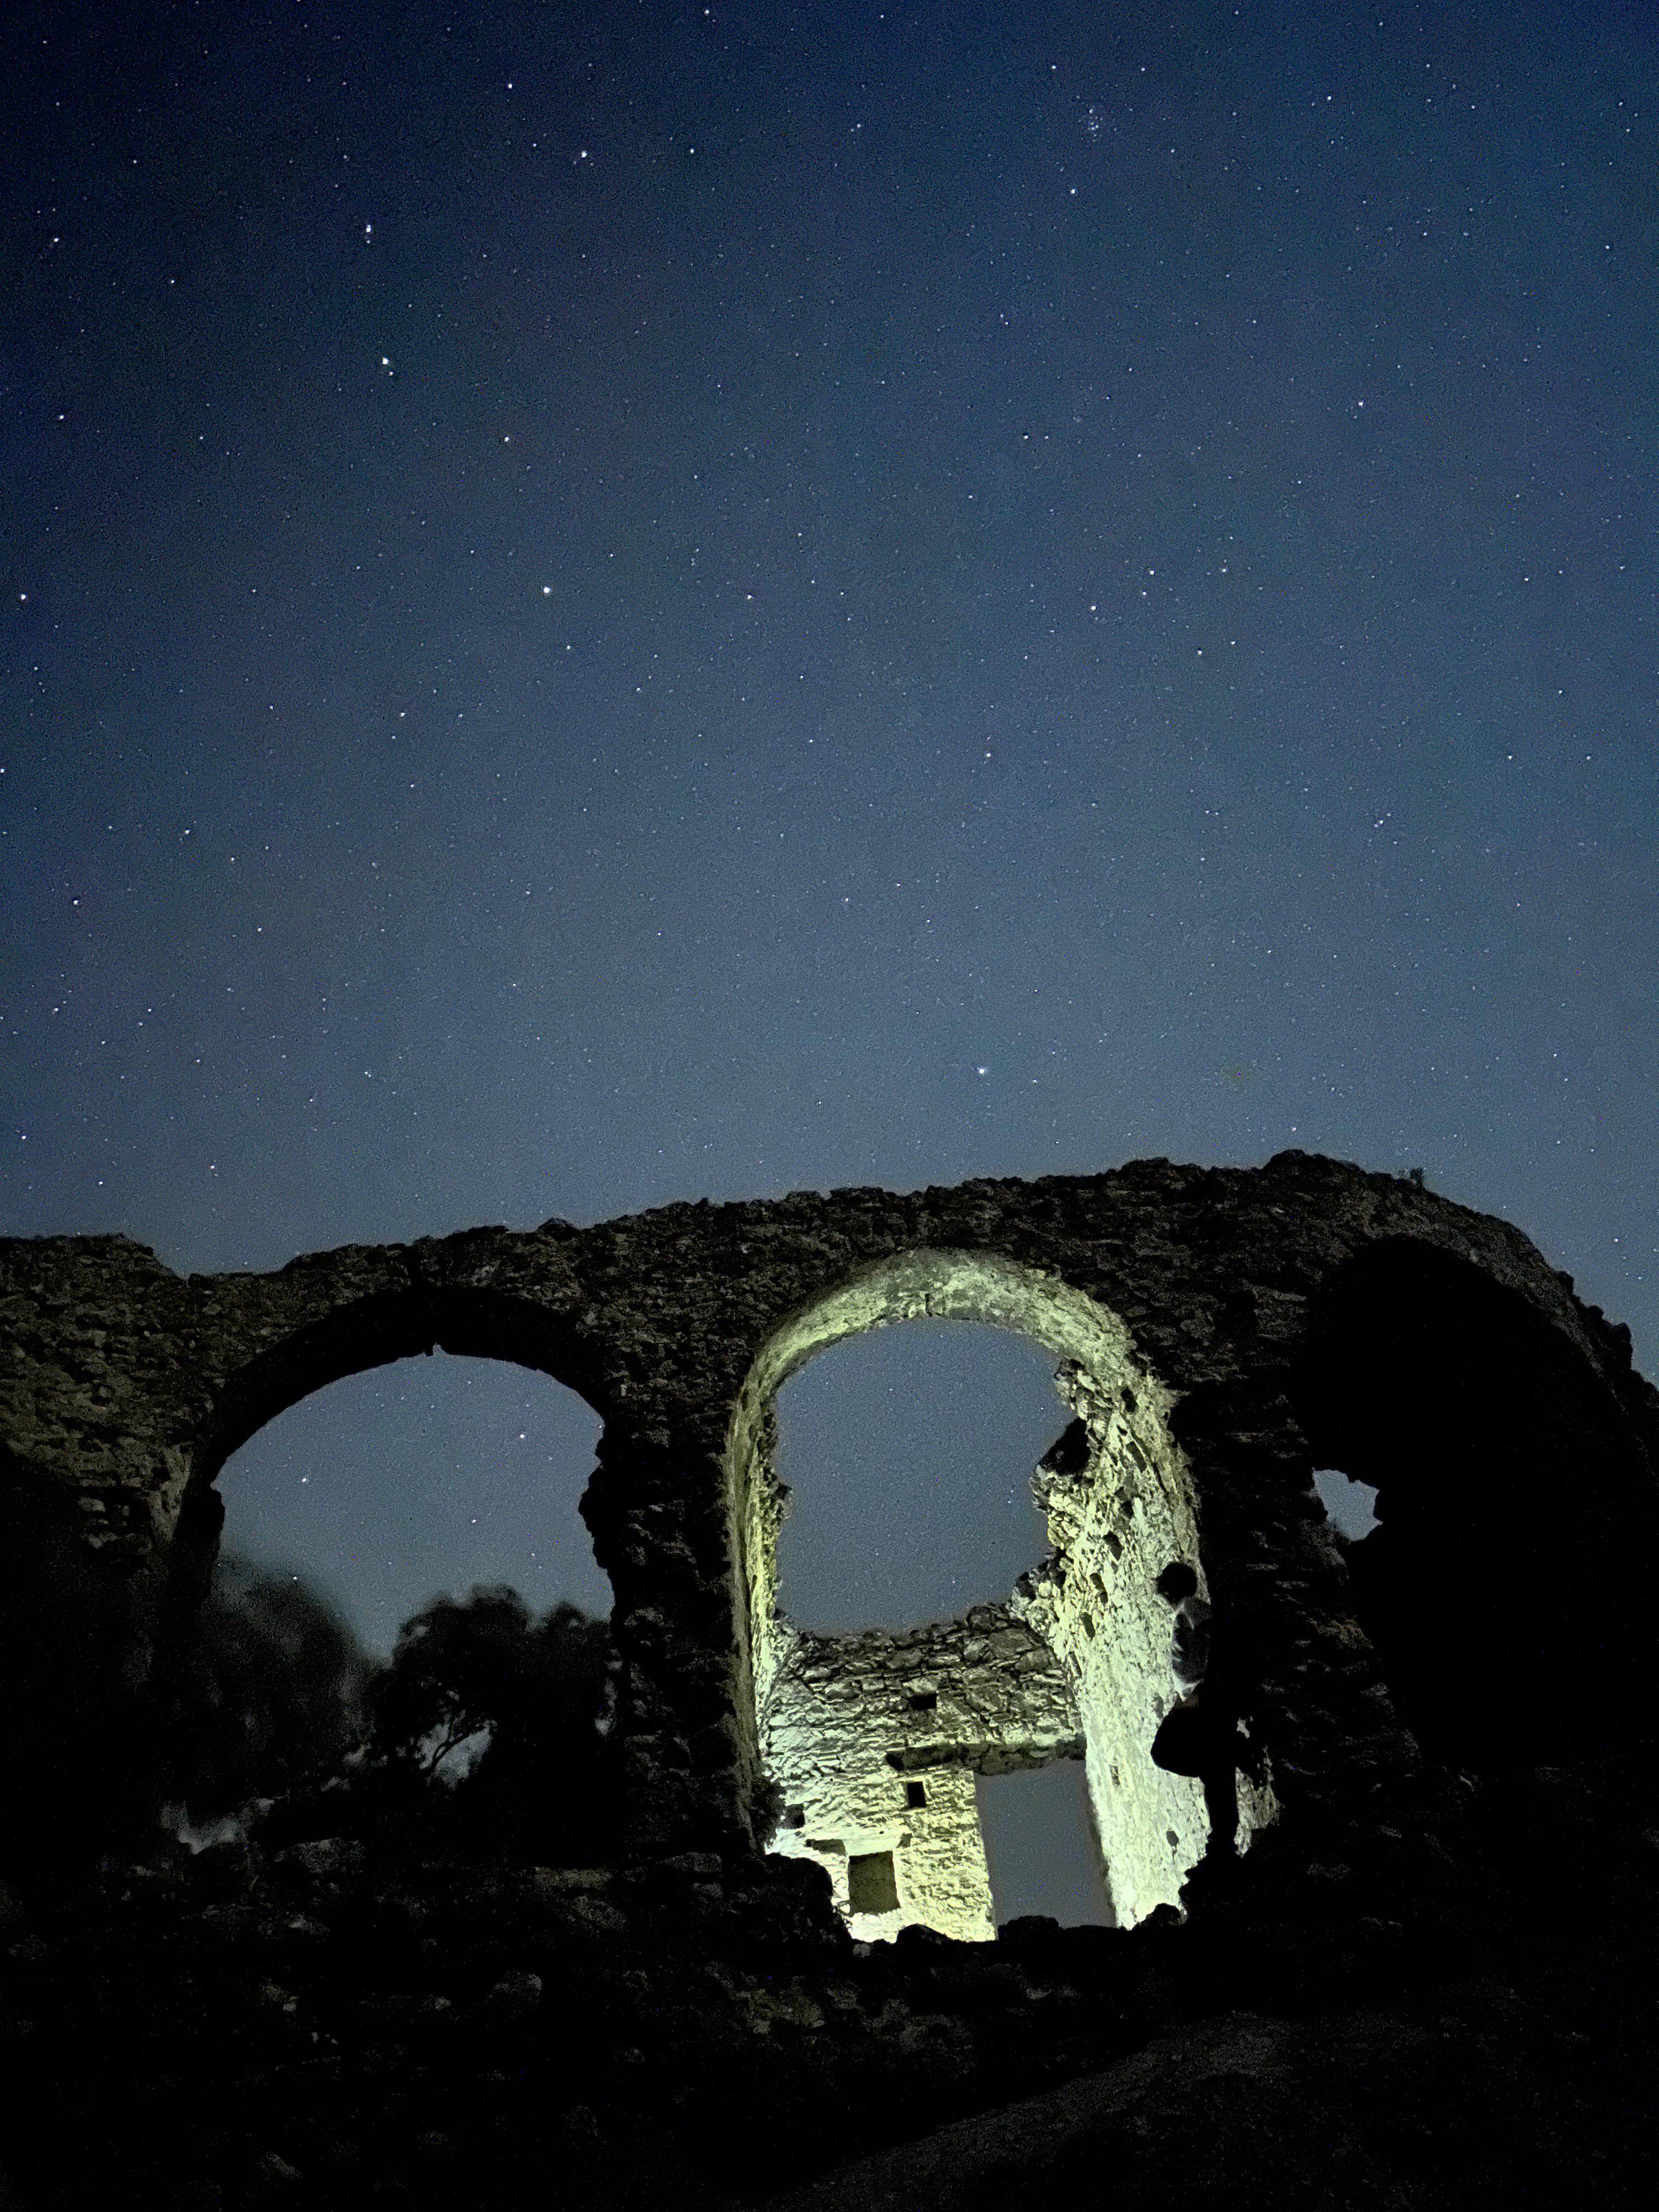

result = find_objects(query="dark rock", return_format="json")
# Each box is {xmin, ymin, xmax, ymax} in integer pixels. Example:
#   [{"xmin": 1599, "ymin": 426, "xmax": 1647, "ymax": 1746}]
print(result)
[
  {"xmin": 475, "ymin": 1968, "xmax": 542, "ymax": 2027},
  {"xmin": 275, "ymin": 1837, "xmax": 363, "ymax": 1881}
]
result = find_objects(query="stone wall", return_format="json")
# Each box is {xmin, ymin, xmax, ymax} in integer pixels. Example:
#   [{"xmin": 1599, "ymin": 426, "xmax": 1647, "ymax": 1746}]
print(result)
[
  {"xmin": 763, "ymin": 1606, "xmax": 1081, "ymax": 1942},
  {"xmin": 4, "ymin": 1151, "xmax": 1657, "ymax": 1922}
]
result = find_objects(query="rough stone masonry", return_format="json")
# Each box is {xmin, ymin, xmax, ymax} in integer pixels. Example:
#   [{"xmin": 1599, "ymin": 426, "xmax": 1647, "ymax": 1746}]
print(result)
[{"xmin": 3, "ymin": 1150, "xmax": 1657, "ymax": 1929}]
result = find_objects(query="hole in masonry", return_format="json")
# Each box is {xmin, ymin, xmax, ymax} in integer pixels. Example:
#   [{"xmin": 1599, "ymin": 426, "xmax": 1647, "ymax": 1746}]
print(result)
[
  {"xmin": 977, "ymin": 1763, "xmax": 1115, "ymax": 1929},
  {"xmin": 1312, "ymin": 1467, "xmax": 1380, "ymax": 1542},
  {"xmin": 905, "ymin": 1780, "xmax": 928, "ymax": 1809},
  {"xmin": 847, "ymin": 1849, "xmax": 900, "ymax": 1916}
]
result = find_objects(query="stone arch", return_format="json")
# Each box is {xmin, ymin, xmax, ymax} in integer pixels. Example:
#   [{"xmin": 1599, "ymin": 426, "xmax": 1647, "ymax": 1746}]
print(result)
[
  {"xmin": 160, "ymin": 1284, "xmax": 614, "ymax": 1678},
  {"xmin": 11, "ymin": 1155, "xmax": 1654, "ymax": 1889},
  {"xmin": 195, "ymin": 1285, "xmax": 608, "ymax": 1488},
  {"xmin": 1288, "ymin": 1237, "xmax": 1658, "ymax": 1765},
  {"xmin": 726, "ymin": 1249, "xmax": 1261, "ymax": 1936}
]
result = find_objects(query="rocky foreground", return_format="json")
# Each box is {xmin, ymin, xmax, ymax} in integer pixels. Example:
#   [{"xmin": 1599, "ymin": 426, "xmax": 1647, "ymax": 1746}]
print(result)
[{"xmin": 2, "ymin": 1746, "xmax": 1656, "ymax": 2211}]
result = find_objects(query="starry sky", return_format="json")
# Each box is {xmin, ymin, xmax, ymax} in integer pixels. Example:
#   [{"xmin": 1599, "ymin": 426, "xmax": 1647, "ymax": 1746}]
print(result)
[{"xmin": 3, "ymin": 2, "xmax": 1657, "ymax": 1909}]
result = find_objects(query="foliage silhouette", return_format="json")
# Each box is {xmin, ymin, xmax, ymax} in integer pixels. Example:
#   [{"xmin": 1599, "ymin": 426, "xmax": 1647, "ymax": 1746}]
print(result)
[
  {"xmin": 167, "ymin": 1554, "xmax": 373, "ymax": 1825},
  {"xmin": 167, "ymin": 1560, "xmax": 620, "ymax": 1865},
  {"xmin": 358, "ymin": 1583, "xmax": 619, "ymax": 1863}
]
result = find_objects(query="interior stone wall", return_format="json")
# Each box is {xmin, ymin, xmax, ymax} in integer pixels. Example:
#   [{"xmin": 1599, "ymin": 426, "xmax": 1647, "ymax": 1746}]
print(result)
[
  {"xmin": 4, "ymin": 1153, "xmax": 1657, "ymax": 1901},
  {"xmin": 761, "ymin": 1607, "xmax": 1082, "ymax": 1941},
  {"xmin": 1010, "ymin": 1353, "xmax": 1279, "ymax": 1922}
]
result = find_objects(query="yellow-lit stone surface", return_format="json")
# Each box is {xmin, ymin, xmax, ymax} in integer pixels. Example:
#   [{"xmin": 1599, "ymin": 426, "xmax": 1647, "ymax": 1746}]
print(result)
[
  {"xmin": 729, "ymin": 1249, "xmax": 1276, "ymax": 1938},
  {"xmin": 1013, "ymin": 1358, "xmax": 1216, "ymax": 1920},
  {"xmin": 760, "ymin": 1610, "xmax": 1081, "ymax": 1942}
]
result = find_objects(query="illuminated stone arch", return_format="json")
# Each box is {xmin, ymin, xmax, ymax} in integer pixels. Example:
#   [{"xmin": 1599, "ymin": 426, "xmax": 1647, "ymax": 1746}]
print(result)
[{"xmin": 726, "ymin": 1248, "xmax": 1272, "ymax": 1937}]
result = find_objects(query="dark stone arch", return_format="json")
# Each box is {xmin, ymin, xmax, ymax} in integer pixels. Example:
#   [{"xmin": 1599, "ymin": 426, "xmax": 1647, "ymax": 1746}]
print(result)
[
  {"xmin": 1288, "ymin": 1237, "xmax": 1659, "ymax": 1765},
  {"xmin": 181, "ymin": 1283, "xmax": 609, "ymax": 1578},
  {"xmin": 156, "ymin": 1284, "xmax": 617, "ymax": 1744},
  {"xmin": 195, "ymin": 1281, "xmax": 610, "ymax": 1488}
]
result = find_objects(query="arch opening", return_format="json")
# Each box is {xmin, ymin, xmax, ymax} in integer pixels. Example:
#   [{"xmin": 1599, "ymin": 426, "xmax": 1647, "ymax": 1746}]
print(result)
[
  {"xmin": 167, "ymin": 1286, "xmax": 612, "ymax": 1660},
  {"xmin": 156, "ymin": 1303, "xmax": 613, "ymax": 1856},
  {"xmin": 213, "ymin": 1353, "xmax": 607, "ymax": 1655},
  {"xmin": 772, "ymin": 1318, "xmax": 1060, "ymax": 1632},
  {"xmin": 727, "ymin": 1249, "xmax": 1252, "ymax": 1940}
]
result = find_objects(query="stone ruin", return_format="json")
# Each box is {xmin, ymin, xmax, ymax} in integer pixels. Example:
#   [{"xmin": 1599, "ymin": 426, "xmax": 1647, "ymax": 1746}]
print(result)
[{"xmin": 3, "ymin": 1149, "xmax": 1658, "ymax": 1922}]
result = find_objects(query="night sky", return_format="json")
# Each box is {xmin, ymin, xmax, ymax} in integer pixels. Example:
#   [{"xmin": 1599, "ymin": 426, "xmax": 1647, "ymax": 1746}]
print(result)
[{"xmin": 4, "ymin": 2, "xmax": 1657, "ymax": 1912}]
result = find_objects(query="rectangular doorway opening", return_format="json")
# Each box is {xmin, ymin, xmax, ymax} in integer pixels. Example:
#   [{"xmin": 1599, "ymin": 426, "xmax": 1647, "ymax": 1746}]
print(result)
[
  {"xmin": 975, "ymin": 1762, "xmax": 1115, "ymax": 1929},
  {"xmin": 847, "ymin": 1850, "xmax": 900, "ymax": 1916}
]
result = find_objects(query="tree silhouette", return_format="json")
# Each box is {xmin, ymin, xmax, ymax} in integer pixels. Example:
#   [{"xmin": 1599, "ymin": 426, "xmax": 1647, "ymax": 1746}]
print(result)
[
  {"xmin": 363, "ymin": 1584, "xmax": 618, "ymax": 1863},
  {"xmin": 162, "ymin": 1560, "xmax": 620, "ymax": 1865},
  {"xmin": 167, "ymin": 1554, "xmax": 372, "ymax": 1825}
]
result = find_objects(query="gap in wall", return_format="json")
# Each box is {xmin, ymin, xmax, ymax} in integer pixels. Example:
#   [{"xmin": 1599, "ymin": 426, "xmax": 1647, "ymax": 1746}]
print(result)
[
  {"xmin": 773, "ymin": 1317, "xmax": 1064, "ymax": 1630},
  {"xmin": 218, "ymin": 1355, "xmax": 608, "ymax": 1654},
  {"xmin": 977, "ymin": 1763, "xmax": 1115, "ymax": 1928},
  {"xmin": 1312, "ymin": 1466, "xmax": 1380, "ymax": 1542}
]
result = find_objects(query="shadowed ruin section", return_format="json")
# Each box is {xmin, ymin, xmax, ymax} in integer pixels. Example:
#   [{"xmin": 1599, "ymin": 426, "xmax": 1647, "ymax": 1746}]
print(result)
[
  {"xmin": 3, "ymin": 1153, "xmax": 1658, "ymax": 1909},
  {"xmin": 1288, "ymin": 1238, "xmax": 1659, "ymax": 1767}
]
